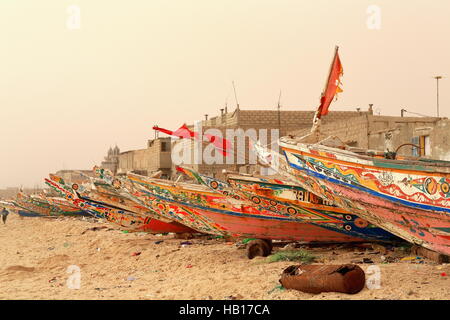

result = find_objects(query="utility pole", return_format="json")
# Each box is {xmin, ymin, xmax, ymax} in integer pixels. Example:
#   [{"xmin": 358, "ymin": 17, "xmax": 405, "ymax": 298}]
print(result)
[
  {"xmin": 434, "ymin": 76, "xmax": 443, "ymax": 117},
  {"xmin": 232, "ymin": 81, "xmax": 240, "ymax": 110}
]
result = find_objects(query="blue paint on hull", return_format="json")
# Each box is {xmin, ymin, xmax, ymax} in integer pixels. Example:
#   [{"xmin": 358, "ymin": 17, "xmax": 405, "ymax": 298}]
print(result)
[{"xmin": 285, "ymin": 151, "xmax": 450, "ymax": 215}]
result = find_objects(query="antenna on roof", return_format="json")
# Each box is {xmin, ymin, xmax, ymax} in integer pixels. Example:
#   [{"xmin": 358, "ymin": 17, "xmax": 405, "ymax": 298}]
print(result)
[
  {"xmin": 225, "ymin": 95, "xmax": 228, "ymax": 114},
  {"xmin": 277, "ymin": 90, "xmax": 282, "ymax": 129},
  {"xmin": 232, "ymin": 81, "xmax": 240, "ymax": 110}
]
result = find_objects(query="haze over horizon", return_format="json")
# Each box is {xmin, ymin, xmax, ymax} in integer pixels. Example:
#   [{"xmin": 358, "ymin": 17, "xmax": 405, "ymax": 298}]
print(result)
[{"xmin": 1, "ymin": 0, "xmax": 449, "ymax": 189}]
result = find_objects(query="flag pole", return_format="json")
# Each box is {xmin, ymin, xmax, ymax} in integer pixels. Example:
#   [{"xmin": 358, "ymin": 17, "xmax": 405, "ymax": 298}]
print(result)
[{"xmin": 310, "ymin": 45, "xmax": 339, "ymax": 137}]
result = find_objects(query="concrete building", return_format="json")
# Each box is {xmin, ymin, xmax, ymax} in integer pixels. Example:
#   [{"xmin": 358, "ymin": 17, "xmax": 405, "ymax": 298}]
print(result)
[
  {"xmin": 54, "ymin": 170, "xmax": 95, "ymax": 184},
  {"xmin": 116, "ymin": 137, "xmax": 172, "ymax": 178},
  {"xmin": 289, "ymin": 114, "xmax": 450, "ymax": 160},
  {"xmin": 172, "ymin": 107, "xmax": 372, "ymax": 179},
  {"xmin": 104, "ymin": 106, "xmax": 450, "ymax": 182}
]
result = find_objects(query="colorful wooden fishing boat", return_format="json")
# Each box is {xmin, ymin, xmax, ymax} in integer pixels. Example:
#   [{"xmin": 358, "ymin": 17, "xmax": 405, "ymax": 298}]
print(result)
[
  {"xmin": 14, "ymin": 191, "xmax": 88, "ymax": 217},
  {"xmin": 45, "ymin": 176, "xmax": 194, "ymax": 234},
  {"xmin": 1, "ymin": 199, "xmax": 40, "ymax": 217},
  {"xmin": 45, "ymin": 196, "xmax": 90, "ymax": 216},
  {"xmin": 278, "ymin": 136, "xmax": 450, "ymax": 255},
  {"xmin": 123, "ymin": 187, "xmax": 228, "ymax": 236},
  {"xmin": 0, "ymin": 200, "xmax": 19, "ymax": 212},
  {"xmin": 176, "ymin": 167, "xmax": 400, "ymax": 242},
  {"xmin": 74, "ymin": 179, "xmax": 175, "ymax": 223},
  {"xmin": 91, "ymin": 167, "xmax": 225, "ymax": 235},
  {"xmin": 127, "ymin": 172, "xmax": 395, "ymax": 243},
  {"xmin": 227, "ymin": 174, "xmax": 400, "ymax": 242},
  {"xmin": 15, "ymin": 193, "xmax": 53, "ymax": 216}
]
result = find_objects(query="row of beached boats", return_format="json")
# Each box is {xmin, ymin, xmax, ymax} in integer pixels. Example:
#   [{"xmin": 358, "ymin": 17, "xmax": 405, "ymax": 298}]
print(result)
[
  {"xmin": 3, "ymin": 165, "xmax": 403, "ymax": 255},
  {"xmin": 4, "ymin": 150, "xmax": 449, "ymax": 257},
  {"xmin": 2, "ymin": 47, "xmax": 448, "ymax": 258}
]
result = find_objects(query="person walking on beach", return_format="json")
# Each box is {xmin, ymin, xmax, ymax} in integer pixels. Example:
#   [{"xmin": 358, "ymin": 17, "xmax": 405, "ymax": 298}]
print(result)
[{"xmin": 1, "ymin": 208, "xmax": 9, "ymax": 224}]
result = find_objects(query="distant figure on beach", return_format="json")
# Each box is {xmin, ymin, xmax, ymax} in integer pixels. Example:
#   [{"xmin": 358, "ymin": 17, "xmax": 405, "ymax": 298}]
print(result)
[{"xmin": 1, "ymin": 208, "xmax": 9, "ymax": 224}]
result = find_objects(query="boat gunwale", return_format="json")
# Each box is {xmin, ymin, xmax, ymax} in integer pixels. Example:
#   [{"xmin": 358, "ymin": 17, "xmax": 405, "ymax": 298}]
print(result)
[
  {"xmin": 279, "ymin": 137, "xmax": 450, "ymax": 171},
  {"xmin": 280, "ymin": 143, "xmax": 450, "ymax": 177}
]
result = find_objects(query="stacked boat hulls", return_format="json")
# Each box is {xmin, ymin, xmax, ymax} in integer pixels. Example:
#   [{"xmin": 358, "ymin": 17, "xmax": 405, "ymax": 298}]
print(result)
[
  {"xmin": 0, "ymin": 164, "xmax": 411, "ymax": 258},
  {"xmin": 276, "ymin": 135, "xmax": 450, "ymax": 256},
  {"xmin": 11, "ymin": 191, "xmax": 90, "ymax": 217},
  {"xmin": 5, "ymin": 156, "xmax": 449, "ymax": 259}
]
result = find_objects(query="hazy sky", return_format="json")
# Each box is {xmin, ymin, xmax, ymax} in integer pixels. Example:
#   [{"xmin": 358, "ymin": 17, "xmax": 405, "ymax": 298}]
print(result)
[{"xmin": 1, "ymin": 0, "xmax": 449, "ymax": 188}]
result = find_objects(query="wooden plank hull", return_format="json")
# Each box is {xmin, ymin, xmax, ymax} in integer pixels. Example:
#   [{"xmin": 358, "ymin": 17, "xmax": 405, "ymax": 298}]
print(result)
[
  {"xmin": 128, "ymin": 173, "xmax": 392, "ymax": 243},
  {"xmin": 125, "ymin": 189, "xmax": 228, "ymax": 236},
  {"xmin": 226, "ymin": 176, "xmax": 400, "ymax": 243},
  {"xmin": 15, "ymin": 194, "xmax": 53, "ymax": 216},
  {"xmin": 44, "ymin": 177, "xmax": 194, "ymax": 234},
  {"xmin": 45, "ymin": 197, "xmax": 90, "ymax": 216},
  {"xmin": 171, "ymin": 200, "xmax": 369, "ymax": 242},
  {"xmin": 15, "ymin": 193, "xmax": 88, "ymax": 216},
  {"xmin": 280, "ymin": 140, "xmax": 450, "ymax": 255},
  {"xmin": 17, "ymin": 210, "xmax": 43, "ymax": 217},
  {"xmin": 88, "ymin": 170, "xmax": 219, "ymax": 235}
]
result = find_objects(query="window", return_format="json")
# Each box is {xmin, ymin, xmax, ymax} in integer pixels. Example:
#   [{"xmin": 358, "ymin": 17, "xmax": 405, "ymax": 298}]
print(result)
[
  {"xmin": 411, "ymin": 137, "xmax": 419, "ymax": 156},
  {"xmin": 161, "ymin": 141, "xmax": 170, "ymax": 152},
  {"xmin": 423, "ymin": 136, "xmax": 431, "ymax": 156},
  {"xmin": 412, "ymin": 136, "xmax": 431, "ymax": 156}
]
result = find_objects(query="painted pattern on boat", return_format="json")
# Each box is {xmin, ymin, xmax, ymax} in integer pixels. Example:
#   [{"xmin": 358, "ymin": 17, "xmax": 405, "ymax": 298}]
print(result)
[
  {"xmin": 44, "ymin": 177, "xmax": 193, "ymax": 234},
  {"xmin": 128, "ymin": 172, "xmax": 396, "ymax": 243},
  {"xmin": 92, "ymin": 167, "xmax": 221, "ymax": 235},
  {"xmin": 177, "ymin": 167, "xmax": 399, "ymax": 242},
  {"xmin": 279, "ymin": 139, "xmax": 450, "ymax": 255}
]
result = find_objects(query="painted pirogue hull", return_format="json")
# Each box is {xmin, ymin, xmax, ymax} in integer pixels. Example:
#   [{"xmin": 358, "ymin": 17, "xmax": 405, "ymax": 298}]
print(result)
[
  {"xmin": 177, "ymin": 167, "xmax": 398, "ymax": 242},
  {"xmin": 0, "ymin": 201, "xmax": 37, "ymax": 217},
  {"xmin": 89, "ymin": 169, "xmax": 218, "ymax": 235},
  {"xmin": 78, "ymin": 189, "xmax": 196, "ymax": 233},
  {"xmin": 45, "ymin": 197, "xmax": 90, "ymax": 216},
  {"xmin": 0, "ymin": 200, "xmax": 19, "ymax": 212},
  {"xmin": 60, "ymin": 171, "xmax": 179, "ymax": 222},
  {"xmin": 123, "ymin": 188, "xmax": 228, "ymax": 236},
  {"xmin": 15, "ymin": 193, "xmax": 88, "ymax": 216},
  {"xmin": 279, "ymin": 138, "xmax": 450, "ymax": 255},
  {"xmin": 226, "ymin": 175, "xmax": 400, "ymax": 242},
  {"xmin": 15, "ymin": 193, "xmax": 52, "ymax": 216},
  {"xmin": 17, "ymin": 210, "xmax": 43, "ymax": 217},
  {"xmin": 45, "ymin": 178, "xmax": 194, "ymax": 234},
  {"xmin": 128, "ymin": 173, "xmax": 383, "ymax": 243},
  {"xmin": 78, "ymin": 184, "xmax": 174, "ymax": 222},
  {"xmin": 168, "ymin": 200, "xmax": 373, "ymax": 242}
]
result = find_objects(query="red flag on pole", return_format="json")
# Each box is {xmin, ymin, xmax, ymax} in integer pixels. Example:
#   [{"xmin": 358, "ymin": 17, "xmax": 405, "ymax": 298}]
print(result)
[
  {"xmin": 152, "ymin": 125, "xmax": 231, "ymax": 156},
  {"xmin": 317, "ymin": 47, "xmax": 344, "ymax": 117},
  {"xmin": 153, "ymin": 124, "xmax": 198, "ymax": 139}
]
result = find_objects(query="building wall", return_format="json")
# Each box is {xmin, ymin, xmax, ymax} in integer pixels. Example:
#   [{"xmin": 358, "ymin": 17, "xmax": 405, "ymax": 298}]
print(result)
[
  {"xmin": 366, "ymin": 116, "xmax": 442, "ymax": 156},
  {"xmin": 429, "ymin": 119, "xmax": 450, "ymax": 160},
  {"xmin": 173, "ymin": 107, "xmax": 372, "ymax": 180},
  {"xmin": 54, "ymin": 170, "xmax": 94, "ymax": 184},
  {"xmin": 288, "ymin": 114, "xmax": 371, "ymax": 148},
  {"xmin": 288, "ymin": 114, "xmax": 450, "ymax": 160},
  {"xmin": 116, "ymin": 138, "xmax": 172, "ymax": 177},
  {"xmin": 113, "ymin": 106, "xmax": 450, "ymax": 182}
]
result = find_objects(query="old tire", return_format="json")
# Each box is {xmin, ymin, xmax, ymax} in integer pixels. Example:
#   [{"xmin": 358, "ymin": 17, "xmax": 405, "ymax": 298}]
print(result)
[
  {"xmin": 262, "ymin": 239, "xmax": 273, "ymax": 252},
  {"xmin": 247, "ymin": 239, "xmax": 271, "ymax": 259}
]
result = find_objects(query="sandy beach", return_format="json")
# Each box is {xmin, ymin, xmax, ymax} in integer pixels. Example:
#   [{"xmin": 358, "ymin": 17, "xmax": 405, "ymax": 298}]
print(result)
[{"xmin": 0, "ymin": 213, "xmax": 448, "ymax": 300}]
